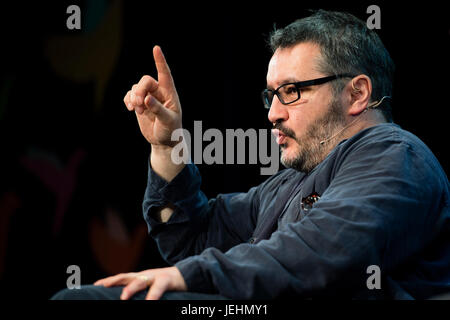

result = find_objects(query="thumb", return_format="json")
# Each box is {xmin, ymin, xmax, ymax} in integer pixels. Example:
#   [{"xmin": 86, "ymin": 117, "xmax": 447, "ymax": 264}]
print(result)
[
  {"xmin": 143, "ymin": 94, "xmax": 175, "ymax": 124},
  {"xmin": 145, "ymin": 278, "xmax": 168, "ymax": 300}
]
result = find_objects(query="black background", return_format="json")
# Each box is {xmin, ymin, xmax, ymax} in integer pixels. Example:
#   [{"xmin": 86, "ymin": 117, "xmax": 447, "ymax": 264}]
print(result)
[{"xmin": 0, "ymin": 1, "xmax": 448, "ymax": 300}]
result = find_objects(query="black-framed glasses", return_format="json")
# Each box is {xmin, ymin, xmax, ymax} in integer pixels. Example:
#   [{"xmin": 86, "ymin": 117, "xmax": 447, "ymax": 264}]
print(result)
[{"xmin": 262, "ymin": 74, "xmax": 354, "ymax": 109}]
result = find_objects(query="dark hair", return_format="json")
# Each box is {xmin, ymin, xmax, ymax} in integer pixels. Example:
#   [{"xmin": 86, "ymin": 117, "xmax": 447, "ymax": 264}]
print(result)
[{"xmin": 268, "ymin": 10, "xmax": 395, "ymax": 122}]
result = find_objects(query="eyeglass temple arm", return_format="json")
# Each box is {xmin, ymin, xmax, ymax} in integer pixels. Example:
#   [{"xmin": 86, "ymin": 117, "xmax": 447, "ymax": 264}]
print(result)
[{"xmin": 294, "ymin": 74, "xmax": 355, "ymax": 89}]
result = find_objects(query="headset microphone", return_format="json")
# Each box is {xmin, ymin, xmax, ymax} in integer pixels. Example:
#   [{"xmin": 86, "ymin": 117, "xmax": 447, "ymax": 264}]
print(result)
[{"xmin": 319, "ymin": 96, "xmax": 391, "ymax": 146}]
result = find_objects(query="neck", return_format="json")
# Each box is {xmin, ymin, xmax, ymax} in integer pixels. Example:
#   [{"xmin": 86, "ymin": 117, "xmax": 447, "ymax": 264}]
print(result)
[{"xmin": 340, "ymin": 110, "xmax": 386, "ymax": 141}]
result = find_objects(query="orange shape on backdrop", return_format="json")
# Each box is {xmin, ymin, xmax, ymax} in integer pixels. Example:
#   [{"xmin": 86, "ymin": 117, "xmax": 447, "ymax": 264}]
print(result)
[{"xmin": 89, "ymin": 206, "xmax": 148, "ymax": 275}]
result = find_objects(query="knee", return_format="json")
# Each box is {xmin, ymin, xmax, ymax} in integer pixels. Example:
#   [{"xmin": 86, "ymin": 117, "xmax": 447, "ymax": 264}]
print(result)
[
  {"xmin": 50, "ymin": 288, "xmax": 79, "ymax": 300},
  {"xmin": 50, "ymin": 285, "xmax": 124, "ymax": 300}
]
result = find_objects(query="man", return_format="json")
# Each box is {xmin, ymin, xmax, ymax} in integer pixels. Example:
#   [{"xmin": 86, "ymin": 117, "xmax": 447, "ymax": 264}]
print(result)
[{"xmin": 52, "ymin": 10, "xmax": 449, "ymax": 300}]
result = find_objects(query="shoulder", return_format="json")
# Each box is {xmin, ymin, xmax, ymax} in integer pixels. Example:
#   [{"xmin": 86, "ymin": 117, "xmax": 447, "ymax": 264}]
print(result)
[
  {"xmin": 332, "ymin": 123, "xmax": 448, "ymax": 187},
  {"xmin": 342, "ymin": 123, "xmax": 427, "ymax": 152},
  {"xmin": 335, "ymin": 123, "xmax": 436, "ymax": 161}
]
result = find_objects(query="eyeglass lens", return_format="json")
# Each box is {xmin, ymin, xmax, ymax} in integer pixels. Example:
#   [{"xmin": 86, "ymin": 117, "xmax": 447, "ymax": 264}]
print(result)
[{"xmin": 263, "ymin": 84, "xmax": 300, "ymax": 109}]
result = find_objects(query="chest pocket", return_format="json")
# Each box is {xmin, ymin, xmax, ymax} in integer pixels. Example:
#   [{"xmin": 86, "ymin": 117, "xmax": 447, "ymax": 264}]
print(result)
[
  {"xmin": 294, "ymin": 177, "xmax": 327, "ymax": 221},
  {"xmin": 278, "ymin": 182, "xmax": 325, "ymax": 225}
]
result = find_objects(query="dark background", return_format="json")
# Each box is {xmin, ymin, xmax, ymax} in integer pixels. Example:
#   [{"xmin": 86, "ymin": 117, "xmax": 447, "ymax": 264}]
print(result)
[{"xmin": 0, "ymin": 1, "xmax": 448, "ymax": 300}]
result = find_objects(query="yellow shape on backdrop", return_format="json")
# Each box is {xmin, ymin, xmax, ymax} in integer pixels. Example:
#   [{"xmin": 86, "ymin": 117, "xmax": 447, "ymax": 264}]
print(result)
[{"xmin": 44, "ymin": 0, "xmax": 122, "ymax": 110}]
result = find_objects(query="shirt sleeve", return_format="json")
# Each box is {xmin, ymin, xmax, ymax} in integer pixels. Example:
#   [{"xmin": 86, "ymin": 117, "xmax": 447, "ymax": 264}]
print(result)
[
  {"xmin": 175, "ymin": 134, "xmax": 449, "ymax": 299},
  {"xmin": 142, "ymin": 160, "xmax": 261, "ymax": 265}
]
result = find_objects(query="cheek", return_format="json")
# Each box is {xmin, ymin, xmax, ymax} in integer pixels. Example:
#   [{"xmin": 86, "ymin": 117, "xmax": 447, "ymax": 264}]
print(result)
[
  {"xmin": 289, "ymin": 96, "xmax": 331, "ymax": 135},
  {"xmin": 289, "ymin": 110, "xmax": 310, "ymax": 138}
]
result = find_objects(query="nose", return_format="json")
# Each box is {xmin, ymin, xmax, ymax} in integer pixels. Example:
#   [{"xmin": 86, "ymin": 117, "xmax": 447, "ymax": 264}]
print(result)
[{"xmin": 268, "ymin": 96, "xmax": 289, "ymax": 124}]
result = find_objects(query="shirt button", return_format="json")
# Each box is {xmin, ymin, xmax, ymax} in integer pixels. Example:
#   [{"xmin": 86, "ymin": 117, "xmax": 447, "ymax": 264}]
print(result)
[{"xmin": 249, "ymin": 237, "xmax": 256, "ymax": 244}]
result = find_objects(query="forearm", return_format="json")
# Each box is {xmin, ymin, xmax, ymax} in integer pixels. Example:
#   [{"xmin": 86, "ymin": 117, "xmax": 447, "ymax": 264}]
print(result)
[
  {"xmin": 153, "ymin": 203, "xmax": 175, "ymax": 223},
  {"xmin": 143, "ymin": 162, "xmax": 259, "ymax": 265},
  {"xmin": 143, "ymin": 161, "xmax": 211, "ymax": 263}
]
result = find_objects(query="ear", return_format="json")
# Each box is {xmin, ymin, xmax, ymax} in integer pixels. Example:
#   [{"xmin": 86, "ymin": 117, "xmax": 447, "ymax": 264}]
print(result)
[{"xmin": 346, "ymin": 75, "xmax": 372, "ymax": 116}]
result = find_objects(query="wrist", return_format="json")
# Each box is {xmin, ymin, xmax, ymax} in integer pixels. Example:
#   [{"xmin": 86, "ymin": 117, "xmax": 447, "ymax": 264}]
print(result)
[
  {"xmin": 173, "ymin": 267, "xmax": 188, "ymax": 291},
  {"xmin": 150, "ymin": 145, "xmax": 185, "ymax": 182},
  {"xmin": 151, "ymin": 143, "xmax": 174, "ymax": 154}
]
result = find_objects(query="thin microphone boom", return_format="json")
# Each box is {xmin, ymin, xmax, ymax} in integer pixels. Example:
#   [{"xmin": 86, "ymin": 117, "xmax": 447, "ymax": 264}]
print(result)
[{"xmin": 319, "ymin": 96, "xmax": 391, "ymax": 145}]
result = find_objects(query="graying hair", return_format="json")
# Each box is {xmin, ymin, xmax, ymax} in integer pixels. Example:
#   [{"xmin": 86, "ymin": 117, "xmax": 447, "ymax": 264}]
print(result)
[{"xmin": 269, "ymin": 10, "xmax": 395, "ymax": 122}]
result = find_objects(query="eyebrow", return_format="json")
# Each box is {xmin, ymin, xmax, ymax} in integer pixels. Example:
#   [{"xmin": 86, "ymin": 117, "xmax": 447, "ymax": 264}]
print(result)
[{"xmin": 267, "ymin": 77, "xmax": 301, "ymax": 90}]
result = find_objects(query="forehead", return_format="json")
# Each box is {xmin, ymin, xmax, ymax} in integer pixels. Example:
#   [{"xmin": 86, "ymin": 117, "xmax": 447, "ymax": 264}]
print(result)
[{"xmin": 267, "ymin": 42, "xmax": 322, "ymax": 86}]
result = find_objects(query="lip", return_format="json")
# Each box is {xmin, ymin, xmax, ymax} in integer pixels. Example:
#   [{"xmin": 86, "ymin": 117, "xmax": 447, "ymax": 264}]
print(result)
[{"xmin": 272, "ymin": 129, "xmax": 288, "ymax": 145}]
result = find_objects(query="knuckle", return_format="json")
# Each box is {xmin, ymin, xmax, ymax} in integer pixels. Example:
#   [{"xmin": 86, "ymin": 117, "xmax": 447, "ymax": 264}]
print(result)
[
  {"xmin": 131, "ymin": 85, "xmax": 138, "ymax": 96},
  {"xmin": 136, "ymin": 85, "xmax": 149, "ymax": 98},
  {"xmin": 141, "ymin": 75, "xmax": 151, "ymax": 82},
  {"xmin": 135, "ymin": 90, "xmax": 145, "ymax": 98}
]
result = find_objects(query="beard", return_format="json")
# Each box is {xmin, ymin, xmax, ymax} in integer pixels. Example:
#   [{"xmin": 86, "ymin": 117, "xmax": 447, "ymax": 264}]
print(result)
[{"xmin": 276, "ymin": 97, "xmax": 347, "ymax": 173}]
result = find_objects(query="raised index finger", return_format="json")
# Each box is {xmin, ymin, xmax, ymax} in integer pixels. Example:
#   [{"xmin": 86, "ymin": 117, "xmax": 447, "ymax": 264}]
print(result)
[{"xmin": 153, "ymin": 46, "xmax": 175, "ymax": 88}]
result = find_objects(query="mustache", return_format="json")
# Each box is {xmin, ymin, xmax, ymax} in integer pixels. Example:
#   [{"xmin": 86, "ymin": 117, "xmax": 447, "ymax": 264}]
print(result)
[{"xmin": 273, "ymin": 122, "xmax": 296, "ymax": 139}]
